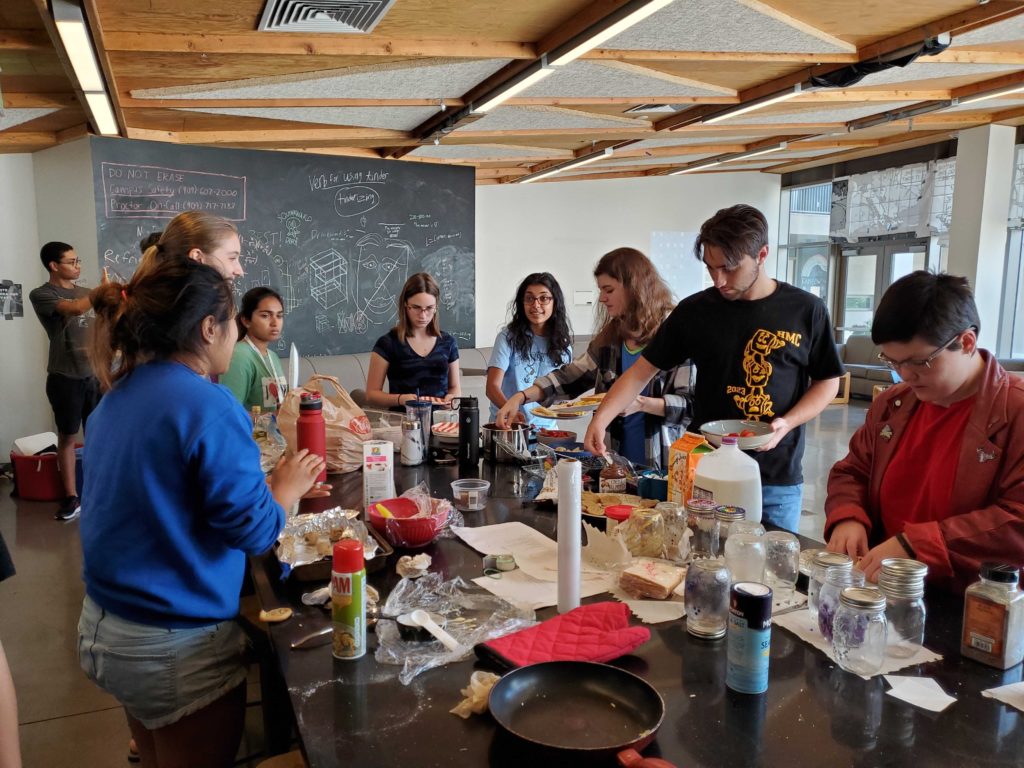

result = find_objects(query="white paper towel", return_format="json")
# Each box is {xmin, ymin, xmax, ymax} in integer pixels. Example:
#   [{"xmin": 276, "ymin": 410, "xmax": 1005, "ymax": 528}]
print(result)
[{"xmin": 557, "ymin": 458, "xmax": 582, "ymax": 613}]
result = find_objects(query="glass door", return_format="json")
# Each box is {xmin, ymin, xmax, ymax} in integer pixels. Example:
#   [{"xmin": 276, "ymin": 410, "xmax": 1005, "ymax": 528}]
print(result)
[{"xmin": 834, "ymin": 239, "xmax": 927, "ymax": 342}]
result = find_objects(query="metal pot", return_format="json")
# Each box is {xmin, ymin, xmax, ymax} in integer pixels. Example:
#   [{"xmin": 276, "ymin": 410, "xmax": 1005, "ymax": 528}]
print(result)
[{"xmin": 481, "ymin": 423, "xmax": 532, "ymax": 464}]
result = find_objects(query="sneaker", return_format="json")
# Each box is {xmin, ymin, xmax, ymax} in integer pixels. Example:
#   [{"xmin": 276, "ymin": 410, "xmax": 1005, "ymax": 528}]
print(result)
[{"xmin": 55, "ymin": 496, "xmax": 81, "ymax": 522}]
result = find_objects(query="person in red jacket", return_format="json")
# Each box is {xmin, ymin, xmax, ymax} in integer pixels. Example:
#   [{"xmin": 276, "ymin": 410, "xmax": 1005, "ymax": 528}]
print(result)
[{"xmin": 825, "ymin": 271, "xmax": 1024, "ymax": 592}]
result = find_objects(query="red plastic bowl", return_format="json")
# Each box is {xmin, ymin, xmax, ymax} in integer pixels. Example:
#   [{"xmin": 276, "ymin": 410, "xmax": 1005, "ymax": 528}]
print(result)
[{"xmin": 366, "ymin": 497, "xmax": 446, "ymax": 549}]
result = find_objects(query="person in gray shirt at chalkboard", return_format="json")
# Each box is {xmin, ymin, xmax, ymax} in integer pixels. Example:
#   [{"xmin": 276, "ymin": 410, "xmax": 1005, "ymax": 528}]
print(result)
[
  {"xmin": 137, "ymin": 211, "xmax": 243, "ymax": 283},
  {"xmin": 366, "ymin": 272, "xmax": 461, "ymax": 410},
  {"xmin": 28, "ymin": 242, "xmax": 106, "ymax": 522}
]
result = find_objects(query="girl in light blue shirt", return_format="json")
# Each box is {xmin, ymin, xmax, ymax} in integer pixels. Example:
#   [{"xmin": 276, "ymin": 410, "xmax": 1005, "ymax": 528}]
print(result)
[{"xmin": 486, "ymin": 273, "xmax": 573, "ymax": 428}]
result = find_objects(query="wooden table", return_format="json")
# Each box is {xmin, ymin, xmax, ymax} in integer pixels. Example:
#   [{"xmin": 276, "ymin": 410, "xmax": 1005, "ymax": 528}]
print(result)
[{"xmin": 250, "ymin": 461, "xmax": 1024, "ymax": 768}]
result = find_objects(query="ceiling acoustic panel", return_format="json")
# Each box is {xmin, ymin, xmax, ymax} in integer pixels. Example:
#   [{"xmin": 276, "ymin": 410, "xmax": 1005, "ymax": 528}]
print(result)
[
  {"xmin": 605, "ymin": 0, "xmax": 853, "ymax": 54},
  {"xmin": 177, "ymin": 105, "xmax": 437, "ymax": 131},
  {"xmin": 598, "ymin": 152, "xmax": 717, "ymax": 167},
  {"xmin": 850, "ymin": 62, "xmax": 1022, "ymax": 89},
  {"xmin": 453, "ymin": 106, "xmax": 647, "ymax": 133},
  {"xmin": 629, "ymin": 134, "xmax": 766, "ymax": 150},
  {"xmin": 131, "ymin": 58, "xmax": 511, "ymax": 101},
  {"xmin": 409, "ymin": 143, "xmax": 572, "ymax": 161},
  {"xmin": 953, "ymin": 14, "xmax": 1024, "ymax": 48},
  {"xmin": 0, "ymin": 108, "xmax": 59, "ymax": 131},
  {"xmin": 521, "ymin": 61, "xmax": 734, "ymax": 99},
  {"xmin": 725, "ymin": 101, "xmax": 917, "ymax": 125}
]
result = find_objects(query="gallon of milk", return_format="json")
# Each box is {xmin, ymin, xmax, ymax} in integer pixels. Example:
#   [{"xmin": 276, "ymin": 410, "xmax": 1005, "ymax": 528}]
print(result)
[{"xmin": 691, "ymin": 436, "xmax": 762, "ymax": 523}]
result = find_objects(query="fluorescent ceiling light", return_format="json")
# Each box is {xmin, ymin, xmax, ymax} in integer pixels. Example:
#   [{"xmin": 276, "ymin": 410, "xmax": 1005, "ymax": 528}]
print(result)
[
  {"xmin": 957, "ymin": 83, "xmax": 1024, "ymax": 107},
  {"xmin": 669, "ymin": 142, "xmax": 787, "ymax": 175},
  {"xmin": 84, "ymin": 91, "xmax": 119, "ymax": 135},
  {"xmin": 722, "ymin": 142, "xmax": 788, "ymax": 162},
  {"xmin": 473, "ymin": 62, "xmax": 553, "ymax": 113},
  {"xmin": 669, "ymin": 159, "xmax": 724, "ymax": 175},
  {"xmin": 518, "ymin": 148, "xmax": 613, "ymax": 183},
  {"xmin": 548, "ymin": 0, "xmax": 676, "ymax": 67},
  {"xmin": 848, "ymin": 100, "xmax": 953, "ymax": 132},
  {"xmin": 702, "ymin": 83, "xmax": 803, "ymax": 125},
  {"xmin": 52, "ymin": 0, "xmax": 105, "ymax": 92}
]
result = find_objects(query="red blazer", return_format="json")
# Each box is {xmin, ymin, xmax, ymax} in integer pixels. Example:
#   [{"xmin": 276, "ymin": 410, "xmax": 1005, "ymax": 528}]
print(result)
[{"xmin": 825, "ymin": 351, "xmax": 1024, "ymax": 592}]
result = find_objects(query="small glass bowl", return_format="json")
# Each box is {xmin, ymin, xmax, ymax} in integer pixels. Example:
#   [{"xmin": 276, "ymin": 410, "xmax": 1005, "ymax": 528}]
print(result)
[{"xmin": 450, "ymin": 479, "xmax": 491, "ymax": 511}]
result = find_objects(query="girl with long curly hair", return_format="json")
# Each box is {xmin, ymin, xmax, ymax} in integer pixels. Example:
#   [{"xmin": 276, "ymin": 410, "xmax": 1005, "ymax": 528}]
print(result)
[
  {"xmin": 486, "ymin": 273, "xmax": 573, "ymax": 427},
  {"xmin": 496, "ymin": 249, "xmax": 690, "ymax": 468}
]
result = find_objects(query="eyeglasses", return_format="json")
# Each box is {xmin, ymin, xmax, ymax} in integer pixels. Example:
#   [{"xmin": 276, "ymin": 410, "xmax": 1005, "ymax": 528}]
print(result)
[
  {"xmin": 524, "ymin": 295, "xmax": 553, "ymax": 306},
  {"xmin": 59, "ymin": 259, "xmax": 82, "ymax": 267},
  {"xmin": 406, "ymin": 303, "xmax": 436, "ymax": 315},
  {"xmin": 877, "ymin": 329, "xmax": 968, "ymax": 371}
]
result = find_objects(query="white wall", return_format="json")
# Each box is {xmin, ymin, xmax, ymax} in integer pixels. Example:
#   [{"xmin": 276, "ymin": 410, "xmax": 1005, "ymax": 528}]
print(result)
[
  {"xmin": 0, "ymin": 155, "xmax": 49, "ymax": 451},
  {"xmin": 33, "ymin": 139, "xmax": 99, "ymax": 285},
  {"xmin": 475, "ymin": 172, "xmax": 782, "ymax": 343}
]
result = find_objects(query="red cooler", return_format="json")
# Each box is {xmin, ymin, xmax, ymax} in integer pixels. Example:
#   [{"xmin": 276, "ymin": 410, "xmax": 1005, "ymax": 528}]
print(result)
[{"xmin": 10, "ymin": 452, "xmax": 64, "ymax": 501}]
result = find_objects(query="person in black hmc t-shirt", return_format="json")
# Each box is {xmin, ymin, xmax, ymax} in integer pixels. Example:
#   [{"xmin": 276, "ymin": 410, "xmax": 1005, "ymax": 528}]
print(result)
[{"xmin": 585, "ymin": 205, "xmax": 844, "ymax": 532}]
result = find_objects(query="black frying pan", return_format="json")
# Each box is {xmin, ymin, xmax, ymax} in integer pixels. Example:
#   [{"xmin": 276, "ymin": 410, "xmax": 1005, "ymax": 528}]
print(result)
[{"xmin": 489, "ymin": 661, "xmax": 673, "ymax": 766}]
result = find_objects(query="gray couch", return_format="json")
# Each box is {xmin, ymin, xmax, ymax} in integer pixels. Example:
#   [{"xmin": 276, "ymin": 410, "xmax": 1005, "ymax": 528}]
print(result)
[{"xmin": 836, "ymin": 335, "xmax": 898, "ymax": 399}]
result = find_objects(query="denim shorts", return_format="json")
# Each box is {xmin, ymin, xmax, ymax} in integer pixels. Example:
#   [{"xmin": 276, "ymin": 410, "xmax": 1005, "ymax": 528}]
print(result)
[{"xmin": 78, "ymin": 595, "xmax": 248, "ymax": 730}]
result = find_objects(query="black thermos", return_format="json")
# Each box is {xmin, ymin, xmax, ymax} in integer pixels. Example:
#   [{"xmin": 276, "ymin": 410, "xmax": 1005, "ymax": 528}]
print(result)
[{"xmin": 455, "ymin": 397, "xmax": 480, "ymax": 467}]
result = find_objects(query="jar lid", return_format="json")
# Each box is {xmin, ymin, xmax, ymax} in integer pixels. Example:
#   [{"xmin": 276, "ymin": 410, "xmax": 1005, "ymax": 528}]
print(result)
[
  {"xmin": 839, "ymin": 586, "xmax": 886, "ymax": 611},
  {"xmin": 714, "ymin": 505, "xmax": 746, "ymax": 521},
  {"xmin": 878, "ymin": 575, "xmax": 924, "ymax": 599},
  {"xmin": 603, "ymin": 504, "xmax": 633, "ymax": 522},
  {"xmin": 813, "ymin": 552, "xmax": 853, "ymax": 570},
  {"xmin": 685, "ymin": 498, "xmax": 717, "ymax": 513},
  {"xmin": 981, "ymin": 562, "xmax": 1021, "ymax": 584},
  {"xmin": 880, "ymin": 558, "xmax": 928, "ymax": 578}
]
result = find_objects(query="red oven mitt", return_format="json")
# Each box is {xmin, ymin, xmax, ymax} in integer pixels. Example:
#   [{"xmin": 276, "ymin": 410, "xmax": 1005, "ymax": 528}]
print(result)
[{"xmin": 475, "ymin": 601, "xmax": 650, "ymax": 669}]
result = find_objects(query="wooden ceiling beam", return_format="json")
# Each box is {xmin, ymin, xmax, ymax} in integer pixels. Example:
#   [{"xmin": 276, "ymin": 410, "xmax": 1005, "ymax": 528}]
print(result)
[
  {"xmin": 929, "ymin": 49, "xmax": 1024, "ymax": 66},
  {"xmin": 100, "ymin": 31, "xmax": 535, "ymax": 60},
  {"xmin": 790, "ymin": 89, "xmax": 951, "ymax": 102},
  {"xmin": 765, "ymin": 130, "xmax": 957, "ymax": 174},
  {"xmin": 163, "ymin": 127, "xmax": 411, "ymax": 144},
  {"xmin": 0, "ymin": 29, "xmax": 51, "ymax": 51},
  {"xmin": 951, "ymin": 70, "xmax": 1024, "ymax": 101},
  {"xmin": 120, "ymin": 97, "xmax": 468, "ymax": 109},
  {"xmin": 586, "ymin": 49, "xmax": 859, "ymax": 63},
  {"xmin": 0, "ymin": 131, "xmax": 58, "ymax": 148},
  {"xmin": 2, "ymin": 92, "xmax": 78, "ymax": 109}
]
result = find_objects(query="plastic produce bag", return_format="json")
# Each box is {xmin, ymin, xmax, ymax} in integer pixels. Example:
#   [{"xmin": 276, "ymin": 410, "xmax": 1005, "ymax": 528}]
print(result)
[{"xmin": 375, "ymin": 573, "xmax": 535, "ymax": 685}]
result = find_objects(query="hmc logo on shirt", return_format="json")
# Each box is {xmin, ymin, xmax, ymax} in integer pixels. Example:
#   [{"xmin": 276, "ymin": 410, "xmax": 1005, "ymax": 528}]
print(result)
[{"xmin": 726, "ymin": 329, "xmax": 802, "ymax": 419}]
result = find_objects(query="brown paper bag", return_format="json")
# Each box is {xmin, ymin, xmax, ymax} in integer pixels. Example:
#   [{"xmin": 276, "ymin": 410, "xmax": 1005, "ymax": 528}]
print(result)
[{"xmin": 278, "ymin": 375, "xmax": 373, "ymax": 474}]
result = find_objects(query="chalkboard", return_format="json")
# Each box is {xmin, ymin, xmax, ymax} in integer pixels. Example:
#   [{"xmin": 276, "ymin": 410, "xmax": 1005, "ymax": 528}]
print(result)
[{"xmin": 89, "ymin": 136, "xmax": 476, "ymax": 356}]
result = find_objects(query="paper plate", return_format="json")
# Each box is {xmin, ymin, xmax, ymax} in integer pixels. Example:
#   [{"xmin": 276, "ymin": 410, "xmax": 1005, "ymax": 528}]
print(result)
[{"xmin": 700, "ymin": 419, "xmax": 774, "ymax": 449}]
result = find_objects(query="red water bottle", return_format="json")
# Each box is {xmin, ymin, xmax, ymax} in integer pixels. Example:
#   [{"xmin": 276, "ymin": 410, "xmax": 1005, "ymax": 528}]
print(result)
[{"xmin": 296, "ymin": 392, "xmax": 327, "ymax": 484}]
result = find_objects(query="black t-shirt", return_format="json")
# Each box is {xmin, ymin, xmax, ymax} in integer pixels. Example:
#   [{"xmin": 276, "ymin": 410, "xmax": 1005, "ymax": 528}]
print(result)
[
  {"xmin": 372, "ymin": 329, "xmax": 460, "ymax": 399},
  {"xmin": 644, "ymin": 282, "xmax": 844, "ymax": 486}
]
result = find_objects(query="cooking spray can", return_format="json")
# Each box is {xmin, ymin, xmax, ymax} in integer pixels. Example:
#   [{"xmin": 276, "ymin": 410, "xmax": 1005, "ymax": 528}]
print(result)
[
  {"xmin": 727, "ymin": 582, "xmax": 773, "ymax": 694},
  {"xmin": 331, "ymin": 540, "xmax": 366, "ymax": 660}
]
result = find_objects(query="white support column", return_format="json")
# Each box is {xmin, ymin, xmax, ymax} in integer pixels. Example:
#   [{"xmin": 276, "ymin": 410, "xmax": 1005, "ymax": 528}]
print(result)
[{"xmin": 948, "ymin": 124, "xmax": 1016, "ymax": 348}]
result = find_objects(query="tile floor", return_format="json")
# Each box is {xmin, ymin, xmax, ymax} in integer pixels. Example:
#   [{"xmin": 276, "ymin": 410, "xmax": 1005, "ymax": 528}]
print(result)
[{"xmin": 0, "ymin": 399, "xmax": 867, "ymax": 767}]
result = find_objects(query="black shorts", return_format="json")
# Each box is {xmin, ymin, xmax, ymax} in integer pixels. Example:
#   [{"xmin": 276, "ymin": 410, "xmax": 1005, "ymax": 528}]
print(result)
[{"xmin": 45, "ymin": 373, "xmax": 100, "ymax": 436}]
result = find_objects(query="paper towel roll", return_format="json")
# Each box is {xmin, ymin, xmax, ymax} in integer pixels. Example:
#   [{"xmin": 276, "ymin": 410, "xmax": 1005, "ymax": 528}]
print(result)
[{"xmin": 557, "ymin": 458, "xmax": 582, "ymax": 613}]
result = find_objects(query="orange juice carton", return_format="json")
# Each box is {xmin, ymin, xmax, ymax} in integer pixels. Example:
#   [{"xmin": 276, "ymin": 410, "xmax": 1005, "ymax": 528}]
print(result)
[{"xmin": 667, "ymin": 432, "xmax": 714, "ymax": 504}]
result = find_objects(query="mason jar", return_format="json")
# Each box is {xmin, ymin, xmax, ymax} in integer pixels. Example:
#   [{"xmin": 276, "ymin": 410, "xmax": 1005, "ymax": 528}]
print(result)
[
  {"xmin": 655, "ymin": 501, "xmax": 687, "ymax": 563},
  {"xmin": 714, "ymin": 505, "xmax": 745, "ymax": 556},
  {"xmin": 818, "ymin": 566, "xmax": 866, "ymax": 643},
  {"xmin": 618, "ymin": 507, "xmax": 665, "ymax": 559},
  {"xmin": 684, "ymin": 558, "xmax": 731, "ymax": 639},
  {"xmin": 878, "ymin": 558, "xmax": 928, "ymax": 659},
  {"xmin": 686, "ymin": 498, "xmax": 720, "ymax": 561},
  {"xmin": 833, "ymin": 587, "xmax": 888, "ymax": 676},
  {"xmin": 809, "ymin": 552, "xmax": 854, "ymax": 621}
]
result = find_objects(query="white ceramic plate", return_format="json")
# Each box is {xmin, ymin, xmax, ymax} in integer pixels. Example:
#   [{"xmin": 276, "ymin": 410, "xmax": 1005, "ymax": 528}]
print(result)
[{"xmin": 699, "ymin": 419, "xmax": 774, "ymax": 450}]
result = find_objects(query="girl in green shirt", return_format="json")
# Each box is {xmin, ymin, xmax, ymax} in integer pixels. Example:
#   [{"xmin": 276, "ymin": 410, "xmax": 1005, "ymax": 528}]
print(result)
[{"xmin": 221, "ymin": 287, "xmax": 287, "ymax": 412}]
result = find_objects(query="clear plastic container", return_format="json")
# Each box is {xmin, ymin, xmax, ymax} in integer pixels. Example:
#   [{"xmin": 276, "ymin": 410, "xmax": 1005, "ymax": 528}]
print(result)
[
  {"xmin": 450, "ymin": 479, "xmax": 490, "ymax": 511},
  {"xmin": 833, "ymin": 587, "xmax": 888, "ymax": 676}
]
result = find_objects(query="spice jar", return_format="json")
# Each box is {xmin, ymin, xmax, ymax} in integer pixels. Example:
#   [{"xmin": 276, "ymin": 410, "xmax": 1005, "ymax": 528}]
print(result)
[
  {"xmin": 878, "ymin": 558, "xmax": 928, "ymax": 659},
  {"xmin": 715, "ymin": 505, "xmax": 746, "ymax": 556},
  {"xmin": 686, "ymin": 498, "xmax": 719, "ymax": 561},
  {"xmin": 655, "ymin": 501, "xmax": 687, "ymax": 563},
  {"xmin": 817, "ymin": 565, "xmax": 866, "ymax": 643},
  {"xmin": 833, "ymin": 586, "xmax": 888, "ymax": 676},
  {"xmin": 962, "ymin": 562, "xmax": 1024, "ymax": 669},
  {"xmin": 809, "ymin": 552, "xmax": 853, "ymax": 621},
  {"xmin": 617, "ymin": 507, "xmax": 665, "ymax": 559}
]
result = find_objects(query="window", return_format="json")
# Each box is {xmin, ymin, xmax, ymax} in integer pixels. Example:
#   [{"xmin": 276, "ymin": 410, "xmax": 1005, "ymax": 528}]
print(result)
[{"xmin": 778, "ymin": 182, "xmax": 835, "ymax": 315}]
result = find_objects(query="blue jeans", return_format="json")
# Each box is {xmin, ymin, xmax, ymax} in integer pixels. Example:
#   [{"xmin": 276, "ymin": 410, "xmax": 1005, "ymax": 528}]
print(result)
[{"xmin": 761, "ymin": 484, "xmax": 803, "ymax": 533}]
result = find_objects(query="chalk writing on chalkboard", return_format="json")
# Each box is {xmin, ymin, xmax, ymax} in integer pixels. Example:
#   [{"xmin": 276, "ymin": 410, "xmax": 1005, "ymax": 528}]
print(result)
[
  {"xmin": 101, "ymin": 162, "xmax": 247, "ymax": 220},
  {"xmin": 90, "ymin": 137, "xmax": 475, "ymax": 356}
]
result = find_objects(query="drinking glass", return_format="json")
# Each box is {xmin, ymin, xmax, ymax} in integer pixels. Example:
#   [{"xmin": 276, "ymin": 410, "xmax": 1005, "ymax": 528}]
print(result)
[
  {"xmin": 763, "ymin": 531, "xmax": 800, "ymax": 602},
  {"xmin": 723, "ymin": 533, "xmax": 766, "ymax": 584}
]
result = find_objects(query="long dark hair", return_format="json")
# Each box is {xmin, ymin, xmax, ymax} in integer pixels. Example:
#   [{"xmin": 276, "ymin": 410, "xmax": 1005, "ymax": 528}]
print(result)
[
  {"xmin": 593, "ymin": 248, "xmax": 674, "ymax": 347},
  {"xmin": 505, "ymin": 273, "xmax": 572, "ymax": 365},
  {"xmin": 237, "ymin": 286, "xmax": 284, "ymax": 339},
  {"xmin": 89, "ymin": 259, "xmax": 235, "ymax": 390}
]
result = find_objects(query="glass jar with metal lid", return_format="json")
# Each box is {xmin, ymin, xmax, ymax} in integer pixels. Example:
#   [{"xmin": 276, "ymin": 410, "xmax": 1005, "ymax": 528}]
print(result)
[
  {"xmin": 833, "ymin": 586, "xmax": 888, "ymax": 675},
  {"xmin": 618, "ymin": 507, "xmax": 665, "ymax": 559},
  {"xmin": 714, "ymin": 505, "xmax": 745, "ymax": 556},
  {"xmin": 878, "ymin": 558, "xmax": 928, "ymax": 659},
  {"xmin": 685, "ymin": 498, "xmax": 719, "ymax": 561},
  {"xmin": 809, "ymin": 552, "xmax": 853, "ymax": 620},
  {"xmin": 655, "ymin": 501, "xmax": 687, "ymax": 563},
  {"xmin": 818, "ymin": 565, "xmax": 866, "ymax": 643}
]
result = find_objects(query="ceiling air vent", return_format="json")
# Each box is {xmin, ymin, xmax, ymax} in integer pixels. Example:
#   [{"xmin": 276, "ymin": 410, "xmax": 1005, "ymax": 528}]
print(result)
[
  {"xmin": 258, "ymin": 0, "xmax": 397, "ymax": 33},
  {"xmin": 625, "ymin": 104, "xmax": 679, "ymax": 114}
]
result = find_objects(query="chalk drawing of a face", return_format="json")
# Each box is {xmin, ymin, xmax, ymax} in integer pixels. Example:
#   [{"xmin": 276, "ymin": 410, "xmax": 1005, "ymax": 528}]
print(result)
[{"xmin": 355, "ymin": 234, "xmax": 411, "ymax": 323}]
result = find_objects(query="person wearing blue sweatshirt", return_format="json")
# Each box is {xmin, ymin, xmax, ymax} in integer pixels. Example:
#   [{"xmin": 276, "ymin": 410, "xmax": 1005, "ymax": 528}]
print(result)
[{"xmin": 76, "ymin": 256, "xmax": 323, "ymax": 768}]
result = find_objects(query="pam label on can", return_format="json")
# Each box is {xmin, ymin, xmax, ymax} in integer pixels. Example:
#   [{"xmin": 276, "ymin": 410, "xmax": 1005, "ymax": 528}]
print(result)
[{"xmin": 727, "ymin": 582, "xmax": 773, "ymax": 694}]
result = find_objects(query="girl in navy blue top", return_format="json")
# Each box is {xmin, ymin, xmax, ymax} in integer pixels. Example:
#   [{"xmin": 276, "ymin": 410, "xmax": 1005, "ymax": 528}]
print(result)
[{"xmin": 366, "ymin": 272, "xmax": 461, "ymax": 409}]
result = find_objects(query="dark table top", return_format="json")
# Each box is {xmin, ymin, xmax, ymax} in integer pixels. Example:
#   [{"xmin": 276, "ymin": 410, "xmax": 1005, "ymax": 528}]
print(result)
[{"xmin": 250, "ymin": 461, "xmax": 1024, "ymax": 768}]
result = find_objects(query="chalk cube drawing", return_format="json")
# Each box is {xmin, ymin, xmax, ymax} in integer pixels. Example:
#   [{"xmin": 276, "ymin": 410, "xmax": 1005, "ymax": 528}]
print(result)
[{"xmin": 310, "ymin": 248, "xmax": 348, "ymax": 310}]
